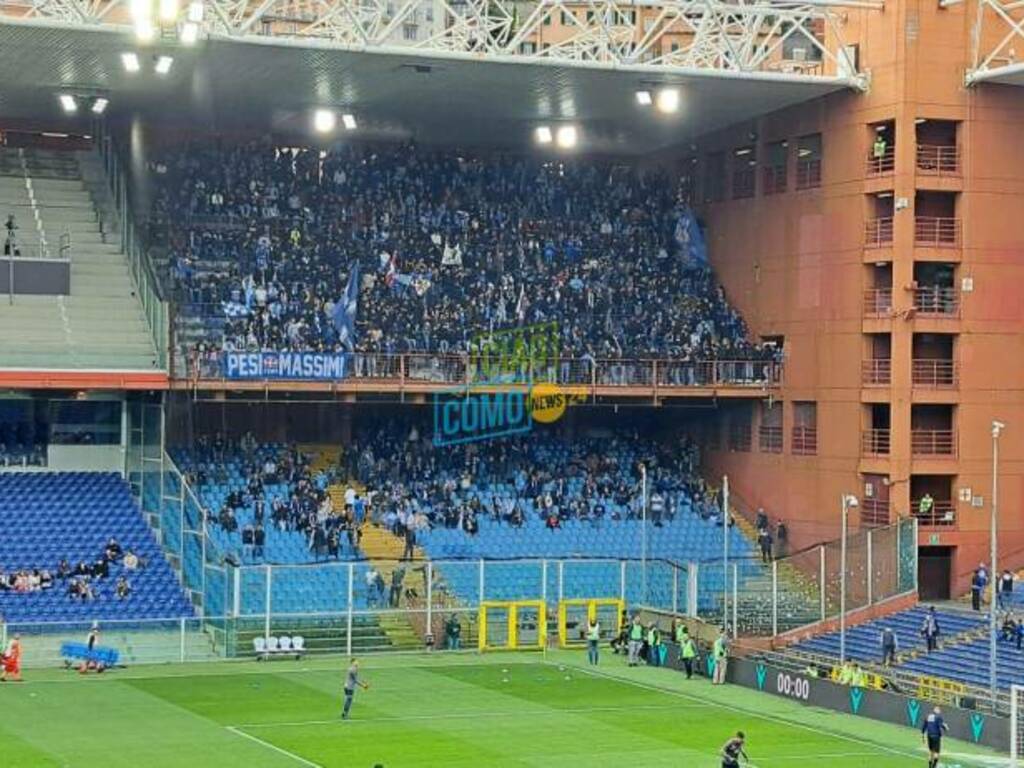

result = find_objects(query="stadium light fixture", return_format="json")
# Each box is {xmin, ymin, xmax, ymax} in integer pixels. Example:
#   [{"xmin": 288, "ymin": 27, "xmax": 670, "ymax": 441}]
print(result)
[
  {"xmin": 180, "ymin": 22, "xmax": 199, "ymax": 45},
  {"xmin": 121, "ymin": 52, "xmax": 141, "ymax": 73},
  {"xmin": 314, "ymin": 109, "xmax": 336, "ymax": 133},
  {"xmin": 656, "ymin": 88, "xmax": 680, "ymax": 114},
  {"xmin": 155, "ymin": 55, "xmax": 174, "ymax": 75},
  {"xmin": 91, "ymin": 98, "xmax": 109, "ymax": 115},
  {"xmin": 534, "ymin": 126, "xmax": 553, "ymax": 145},
  {"xmin": 555, "ymin": 125, "xmax": 578, "ymax": 149},
  {"xmin": 187, "ymin": 1, "xmax": 204, "ymax": 22},
  {"xmin": 342, "ymin": 114, "xmax": 357, "ymax": 131},
  {"xmin": 130, "ymin": 0, "xmax": 151, "ymax": 20},
  {"xmin": 58, "ymin": 94, "xmax": 78, "ymax": 113},
  {"xmin": 158, "ymin": 0, "xmax": 178, "ymax": 22},
  {"xmin": 135, "ymin": 18, "xmax": 156, "ymax": 42},
  {"xmin": 635, "ymin": 90, "xmax": 652, "ymax": 106}
]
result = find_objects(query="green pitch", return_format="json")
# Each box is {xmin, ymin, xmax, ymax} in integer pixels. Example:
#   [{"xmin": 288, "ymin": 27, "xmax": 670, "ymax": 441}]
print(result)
[{"xmin": 0, "ymin": 649, "xmax": 1008, "ymax": 767}]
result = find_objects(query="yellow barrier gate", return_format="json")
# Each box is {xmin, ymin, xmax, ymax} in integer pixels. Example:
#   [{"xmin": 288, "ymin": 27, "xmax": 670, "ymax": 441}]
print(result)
[
  {"xmin": 478, "ymin": 600, "xmax": 547, "ymax": 651},
  {"xmin": 557, "ymin": 598, "xmax": 625, "ymax": 648}
]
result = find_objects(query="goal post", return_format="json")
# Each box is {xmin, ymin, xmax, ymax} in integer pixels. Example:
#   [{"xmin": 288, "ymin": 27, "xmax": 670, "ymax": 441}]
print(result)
[
  {"xmin": 557, "ymin": 598, "xmax": 625, "ymax": 648},
  {"xmin": 478, "ymin": 600, "xmax": 547, "ymax": 651}
]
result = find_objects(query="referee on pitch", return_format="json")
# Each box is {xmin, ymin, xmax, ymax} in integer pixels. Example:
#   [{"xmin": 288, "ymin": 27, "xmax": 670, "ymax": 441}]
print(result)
[{"xmin": 921, "ymin": 706, "xmax": 948, "ymax": 768}]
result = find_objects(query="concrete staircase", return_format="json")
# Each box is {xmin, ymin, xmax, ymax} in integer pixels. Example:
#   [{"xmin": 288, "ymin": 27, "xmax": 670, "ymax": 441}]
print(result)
[{"xmin": 0, "ymin": 147, "xmax": 158, "ymax": 370}]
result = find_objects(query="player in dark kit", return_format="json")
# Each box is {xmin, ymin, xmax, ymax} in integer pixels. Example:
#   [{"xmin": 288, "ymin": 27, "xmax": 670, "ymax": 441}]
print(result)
[
  {"xmin": 721, "ymin": 731, "xmax": 748, "ymax": 768},
  {"xmin": 921, "ymin": 706, "xmax": 948, "ymax": 768}
]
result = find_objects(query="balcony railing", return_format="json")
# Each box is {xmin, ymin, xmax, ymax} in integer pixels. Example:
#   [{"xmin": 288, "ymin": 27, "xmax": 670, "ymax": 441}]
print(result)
[
  {"xmin": 795, "ymin": 158, "xmax": 822, "ymax": 190},
  {"xmin": 912, "ymin": 359, "xmax": 958, "ymax": 388},
  {"xmin": 862, "ymin": 358, "xmax": 892, "ymax": 385},
  {"xmin": 759, "ymin": 425, "xmax": 783, "ymax": 453},
  {"xmin": 913, "ymin": 286, "xmax": 959, "ymax": 317},
  {"xmin": 865, "ymin": 217, "xmax": 894, "ymax": 247},
  {"xmin": 180, "ymin": 352, "xmax": 785, "ymax": 390},
  {"xmin": 791, "ymin": 426, "xmax": 817, "ymax": 455},
  {"xmin": 862, "ymin": 428, "xmax": 891, "ymax": 456},
  {"xmin": 916, "ymin": 145, "xmax": 960, "ymax": 177},
  {"xmin": 911, "ymin": 429, "xmax": 956, "ymax": 456},
  {"xmin": 866, "ymin": 147, "xmax": 896, "ymax": 176},
  {"xmin": 863, "ymin": 287, "xmax": 893, "ymax": 316},
  {"xmin": 912, "ymin": 499, "xmax": 956, "ymax": 526},
  {"xmin": 914, "ymin": 216, "xmax": 960, "ymax": 247},
  {"xmin": 762, "ymin": 165, "xmax": 787, "ymax": 195},
  {"xmin": 860, "ymin": 498, "xmax": 891, "ymax": 526}
]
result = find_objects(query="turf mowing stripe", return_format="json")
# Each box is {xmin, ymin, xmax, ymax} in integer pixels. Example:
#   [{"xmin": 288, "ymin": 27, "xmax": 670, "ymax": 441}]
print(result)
[
  {"xmin": 233, "ymin": 702, "xmax": 700, "ymax": 728},
  {"xmin": 555, "ymin": 660, "xmax": 925, "ymax": 762},
  {"xmin": 226, "ymin": 725, "xmax": 324, "ymax": 767}
]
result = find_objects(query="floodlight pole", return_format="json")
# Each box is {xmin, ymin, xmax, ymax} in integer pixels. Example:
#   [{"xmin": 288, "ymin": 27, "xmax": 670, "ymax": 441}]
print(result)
[
  {"xmin": 722, "ymin": 475, "xmax": 730, "ymax": 633},
  {"xmin": 991, "ymin": 420, "xmax": 1005, "ymax": 706},
  {"xmin": 839, "ymin": 493, "xmax": 858, "ymax": 665},
  {"xmin": 640, "ymin": 463, "xmax": 648, "ymax": 606}
]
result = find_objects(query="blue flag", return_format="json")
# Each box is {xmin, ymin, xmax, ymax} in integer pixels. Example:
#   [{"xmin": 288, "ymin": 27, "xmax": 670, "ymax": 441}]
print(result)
[
  {"xmin": 332, "ymin": 262, "xmax": 359, "ymax": 352},
  {"xmin": 673, "ymin": 207, "xmax": 708, "ymax": 267}
]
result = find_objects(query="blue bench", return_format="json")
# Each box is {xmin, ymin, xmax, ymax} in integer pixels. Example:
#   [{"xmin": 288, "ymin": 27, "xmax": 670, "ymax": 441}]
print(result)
[{"xmin": 60, "ymin": 641, "xmax": 120, "ymax": 667}]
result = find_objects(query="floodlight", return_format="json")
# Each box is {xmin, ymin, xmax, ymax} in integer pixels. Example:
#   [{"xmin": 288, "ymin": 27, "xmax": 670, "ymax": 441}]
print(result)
[{"xmin": 314, "ymin": 109, "xmax": 336, "ymax": 133}]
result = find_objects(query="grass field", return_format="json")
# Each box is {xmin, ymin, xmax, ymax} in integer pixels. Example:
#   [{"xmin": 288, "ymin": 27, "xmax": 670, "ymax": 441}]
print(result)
[{"xmin": 0, "ymin": 649, "xmax": 1009, "ymax": 767}]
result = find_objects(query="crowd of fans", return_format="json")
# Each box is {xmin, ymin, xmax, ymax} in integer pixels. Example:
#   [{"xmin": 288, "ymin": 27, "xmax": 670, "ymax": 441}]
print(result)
[
  {"xmin": 340, "ymin": 422, "xmax": 724, "ymax": 538},
  {"xmin": 0, "ymin": 537, "xmax": 142, "ymax": 603},
  {"xmin": 187, "ymin": 436, "xmax": 362, "ymax": 562},
  {"xmin": 152, "ymin": 141, "xmax": 779, "ymax": 376}
]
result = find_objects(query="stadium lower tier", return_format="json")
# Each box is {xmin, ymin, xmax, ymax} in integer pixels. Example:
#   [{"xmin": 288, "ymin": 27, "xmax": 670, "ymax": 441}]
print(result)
[{"xmin": 0, "ymin": 472, "xmax": 194, "ymax": 624}]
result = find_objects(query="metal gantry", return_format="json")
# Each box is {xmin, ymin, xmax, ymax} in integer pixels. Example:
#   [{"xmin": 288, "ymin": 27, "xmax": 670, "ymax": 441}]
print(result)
[
  {"xmin": 1, "ymin": 0, "xmax": 872, "ymax": 88},
  {"xmin": 967, "ymin": 0, "xmax": 1024, "ymax": 84}
]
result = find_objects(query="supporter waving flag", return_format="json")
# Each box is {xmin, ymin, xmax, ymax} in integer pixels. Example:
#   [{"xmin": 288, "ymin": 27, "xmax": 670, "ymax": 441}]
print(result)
[{"xmin": 332, "ymin": 262, "xmax": 359, "ymax": 352}]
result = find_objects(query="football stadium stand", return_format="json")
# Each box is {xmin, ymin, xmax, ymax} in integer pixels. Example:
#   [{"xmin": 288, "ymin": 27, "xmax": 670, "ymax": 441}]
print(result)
[
  {"xmin": 0, "ymin": 472, "xmax": 193, "ymax": 623},
  {"xmin": 0, "ymin": 147, "xmax": 159, "ymax": 370}
]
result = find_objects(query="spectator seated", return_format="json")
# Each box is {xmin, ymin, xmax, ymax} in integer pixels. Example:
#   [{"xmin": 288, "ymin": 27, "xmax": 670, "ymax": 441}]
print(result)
[
  {"xmin": 0, "ymin": 472, "xmax": 194, "ymax": 623},
  {"xmin": 152, "ymin": 142, "xmax": 780, "ymax": 381}
]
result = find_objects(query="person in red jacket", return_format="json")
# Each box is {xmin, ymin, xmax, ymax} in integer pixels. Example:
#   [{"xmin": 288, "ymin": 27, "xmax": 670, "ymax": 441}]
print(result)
[{"xmin": 1, "ymin": 634, "xmax": 23, "ymax": 682}]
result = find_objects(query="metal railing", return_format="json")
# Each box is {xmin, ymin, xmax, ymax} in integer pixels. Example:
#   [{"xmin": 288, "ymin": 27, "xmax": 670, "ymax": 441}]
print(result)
[
  {"xmin": 862, "ymin": 358, "xmax": 891, "ymax": 386},
  {"xmin": 791, "ymin": 426, "xmax": 817, "ymax": 455},
  {"xmin": 795, "ymin": 158, "xmax": 822, "ymax": 190},
  {"xmin": 914, "ymin": 216, "xmax": 960, "ymax": 247},
  {"xmin": 762, "ymin": 164, "xmax": 787, "ymax": 195},
  {"xmin": 866, "ymin": 146, "xmax": 895, "ymax": 176},
  {"xmin": 180, "ymin": 351, "xmax": 785, "ymax": 390},
  {"xmin": 94, "ymin": 122, "xmax": 169, "ymax": 370},
  {"xmin": 916, "ymin": 145, "xmax": 960, "ymax": 177},
  {"xmin": 758, "ymin": 425, "xmax": 783, "ymax": 453},
  {"xmin": 913, "ymin": 286, "xmax": 959, "ymax": 317},
  {"xmin": 911, "ymin": 429, "xmax": 956, "ymax": 457},
  {"xmin": 862, "ymin": 428, "xmax": 891, "ymax": 456},
  {"xmin": 912, "ymin": 499, "xmax": 956, "ymax": 526},
  {"xmin": 863, "ymin": 287, "xmax": 893, "ymax": 316},
  {"xmin": 911, "ymin": 359, "xmax": 957, "ymax": 388},
  {"xmin": 865, "ymin": 217, "xmax": 894, "ymax": 247}
]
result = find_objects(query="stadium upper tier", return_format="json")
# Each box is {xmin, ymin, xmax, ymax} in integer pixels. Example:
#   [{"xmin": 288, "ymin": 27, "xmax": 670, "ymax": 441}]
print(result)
[
  {"xmin": 0, "ymin": 472, "xmax": 193, "ymax": 624},
  {"xmin": 152, "ymin": 142, "xmax": 779, "ymax": 378}
]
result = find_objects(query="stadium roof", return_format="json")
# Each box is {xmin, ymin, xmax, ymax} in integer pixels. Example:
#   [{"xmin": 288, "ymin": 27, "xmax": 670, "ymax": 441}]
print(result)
[{"xmin": 0, "ymin": 16, "xmax": 855, "ymax": 154}]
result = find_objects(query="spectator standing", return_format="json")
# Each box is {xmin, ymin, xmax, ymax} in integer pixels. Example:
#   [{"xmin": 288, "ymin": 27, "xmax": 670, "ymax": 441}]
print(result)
[
  {"xmin": 880, "ymin": 626, "xmax": 898, "ymax": 666},
  {"xmin": 775, "ymin": 519, "xmax": 788, "ymax": 559},
  {"xmin": 972, "ymin": 564, "xmax": 988, "ymax": 612},
  {"xmin": 757, "ymin": 527, "xmax": 773, "ymax": 564},
  {"xmin": 1000, "ymin": 569, "xmax": 1015, "ymax": 610},
  {"xmin": 586, "ymin": 618, "xmax": 600, "ymax": 665},
  {"xmin": 921, "ymin": 607, "xmax": 940, "ymax": 653},
  {"xmin": 712, "ymin": 629, "xmax": 729, "ymax": 685}
]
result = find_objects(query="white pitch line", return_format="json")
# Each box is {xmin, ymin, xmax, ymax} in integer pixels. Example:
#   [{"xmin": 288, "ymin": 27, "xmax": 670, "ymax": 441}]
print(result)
[
  {"xmin": 234, "ymin": 702, "xmax": 699, "ymax": 729},
  {"xmin": 225, "ymin": 725, "xmax": 324, "ymax": 768},
  {"xmin": 553, "ymin": 661, "xmax": 928, "ymax": 762}
]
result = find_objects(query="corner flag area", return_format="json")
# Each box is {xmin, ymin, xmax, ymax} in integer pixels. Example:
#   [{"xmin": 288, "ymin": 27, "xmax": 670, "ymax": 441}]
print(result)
[{"xmin": 0, "ymin": 651, "xmax": 1007, "ymax": 767}]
